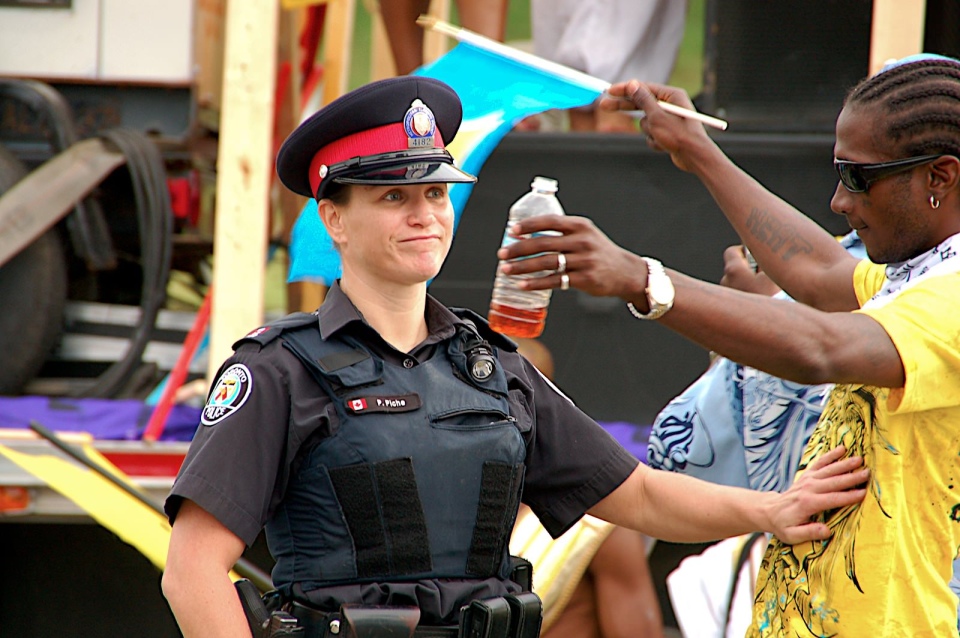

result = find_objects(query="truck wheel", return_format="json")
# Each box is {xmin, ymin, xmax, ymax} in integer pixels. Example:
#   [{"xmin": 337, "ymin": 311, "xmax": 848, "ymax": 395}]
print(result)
[{"xmin": 0, "ymin": 144, "xmax": 68, "ymax": 395}]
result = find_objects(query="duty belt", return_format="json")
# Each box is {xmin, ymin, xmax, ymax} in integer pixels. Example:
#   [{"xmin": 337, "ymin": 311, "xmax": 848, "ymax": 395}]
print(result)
[
  {"xmin": 237, "ymin": 579, "xmax": 542, "ymax": 638},
  {"xmin": 287, "ymin": 601, "xmax": 457, "ymax": 637}
]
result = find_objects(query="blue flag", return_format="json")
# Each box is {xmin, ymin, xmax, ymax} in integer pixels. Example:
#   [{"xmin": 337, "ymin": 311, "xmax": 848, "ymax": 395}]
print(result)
[{"xmin": 287, "ymin": 42, "xmax": 603, "ymax": 284}]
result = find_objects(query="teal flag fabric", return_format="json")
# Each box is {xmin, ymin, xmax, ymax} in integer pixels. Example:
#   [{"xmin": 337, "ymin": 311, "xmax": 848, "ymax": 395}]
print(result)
[{"xmin": 287, "ymin": 42, "xmax": 602, "ymax": 284}]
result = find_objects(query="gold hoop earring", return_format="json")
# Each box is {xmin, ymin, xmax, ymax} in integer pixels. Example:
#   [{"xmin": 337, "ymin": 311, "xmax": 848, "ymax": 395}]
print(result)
[{"xmin": 929, "ymin": 195, "xmax": 941, "ymax": 209}]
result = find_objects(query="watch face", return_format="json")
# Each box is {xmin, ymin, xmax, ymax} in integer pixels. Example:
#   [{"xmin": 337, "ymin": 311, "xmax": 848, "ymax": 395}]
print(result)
[
  {"xmin": 641, "ymin": 258, "xmax": 675, "ymax": 317},
  {"xmin": 649, "ymin": 278, "xmax": 672, "ymax": 306},
  {"xmin": 649, "ymin": 266, "xmax": 675, "ymax": 303}
]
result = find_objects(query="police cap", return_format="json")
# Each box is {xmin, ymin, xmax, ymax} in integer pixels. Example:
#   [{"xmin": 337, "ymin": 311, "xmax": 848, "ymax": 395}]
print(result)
[{"xmin": 276, "ymin": 76, "xmax": 477, "ymax": 200}]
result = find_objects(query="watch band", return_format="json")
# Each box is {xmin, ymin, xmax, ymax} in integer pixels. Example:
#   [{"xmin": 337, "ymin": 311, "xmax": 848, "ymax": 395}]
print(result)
[{"xmin": 626, "ymin": 257, "xmax": 675, "ymax": 321}]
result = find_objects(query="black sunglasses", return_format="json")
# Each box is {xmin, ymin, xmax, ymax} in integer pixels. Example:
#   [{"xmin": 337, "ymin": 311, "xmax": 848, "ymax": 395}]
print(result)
[{"xmin": 834, "ymin": 154, "xmax": 945, "ymax": 193}]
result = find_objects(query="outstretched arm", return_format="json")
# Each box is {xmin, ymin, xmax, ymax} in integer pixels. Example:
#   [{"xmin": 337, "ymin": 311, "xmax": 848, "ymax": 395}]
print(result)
[
  {"xmin": 496, "ymin": 215, "xmax": 904, "ymax": 387},
  {"xmin": 601, "ymin": 80, "xmax": 859, "ymax": 311},
  {"xmin": 588, "ymin": 445, "xmax": 868, "ymax": 544},
  {"xmin": 162, "ymin": 500, "xmax": 252, "ymax": 638}
]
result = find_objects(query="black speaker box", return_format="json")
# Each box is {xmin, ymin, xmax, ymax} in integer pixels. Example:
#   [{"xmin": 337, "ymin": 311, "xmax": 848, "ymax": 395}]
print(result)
[
  {"xmin": 431, "ymin": 131, "xmax": 847, "ymax": 426},
  {"xmin": 925, "ymin": 0, "xmax": 960, "ymax": 59},
  {"xmin": 697, "ymin": 0, "xmax": 960, "ymax": 133}
]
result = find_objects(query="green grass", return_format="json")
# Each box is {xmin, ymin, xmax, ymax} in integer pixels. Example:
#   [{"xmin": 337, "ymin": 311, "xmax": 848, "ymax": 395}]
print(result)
[
  {"xmin": 346, "ymin": 0, "xmax": 704, "ymax": 95},
  {"xmin": 670, "ymin": 0, "xmax": 705, "ymax": 96}
]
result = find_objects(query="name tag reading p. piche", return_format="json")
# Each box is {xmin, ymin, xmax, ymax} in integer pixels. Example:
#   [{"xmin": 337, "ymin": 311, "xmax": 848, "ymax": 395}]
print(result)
[{"xmin": 346, "ymin": 394, "xmax": 422, "ymax": 413}]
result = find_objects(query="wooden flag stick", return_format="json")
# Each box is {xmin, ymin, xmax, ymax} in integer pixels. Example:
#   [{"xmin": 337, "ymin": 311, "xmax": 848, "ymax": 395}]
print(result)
[{"xmin": 416, "ymin": 15, "xmax": 728, "ymax": 131}]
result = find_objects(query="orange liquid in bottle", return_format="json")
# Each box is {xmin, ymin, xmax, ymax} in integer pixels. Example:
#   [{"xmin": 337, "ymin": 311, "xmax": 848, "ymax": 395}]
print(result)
[{"xmin": 488, "ymin": 302, "xmax": 548, "ymax": 338}]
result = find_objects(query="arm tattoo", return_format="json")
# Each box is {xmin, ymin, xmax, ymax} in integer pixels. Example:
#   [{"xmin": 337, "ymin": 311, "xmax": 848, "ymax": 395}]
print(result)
[{"xmin": 745, "ymin": 208, "xmax": 813, "ymax": 261}]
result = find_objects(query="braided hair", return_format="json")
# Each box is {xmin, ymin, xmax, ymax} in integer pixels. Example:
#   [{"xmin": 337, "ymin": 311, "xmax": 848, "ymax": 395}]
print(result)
[{"xmin": 844, "ymin": 56, "xmax": 960, "ymax": 158}]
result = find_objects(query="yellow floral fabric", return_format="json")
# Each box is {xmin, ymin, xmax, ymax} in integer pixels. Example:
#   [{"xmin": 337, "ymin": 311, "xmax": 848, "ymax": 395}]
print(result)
[{"xmin": 749, "ymin": 262, "xmax": 960, "ymax": 637}]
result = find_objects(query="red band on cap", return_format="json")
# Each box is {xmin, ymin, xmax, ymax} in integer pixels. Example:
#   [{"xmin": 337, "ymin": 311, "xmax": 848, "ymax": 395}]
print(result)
[{"xmin": 308, "ymin": 122, "xmax": 443, "ymax": 197}]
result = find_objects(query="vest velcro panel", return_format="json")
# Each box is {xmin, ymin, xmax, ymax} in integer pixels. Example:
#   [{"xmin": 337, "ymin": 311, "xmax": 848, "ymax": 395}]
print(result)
[
  {"xmin": 466, "ymin": 461, "xmax": 525, "ymax": 577},
  {"xmin": 318, "ymin": 348, "xmax": 370, "ymax": 373},
  {"xmin": 329, "ymin": 463, "xmax": 390, "ymax": 578},
  {"xmin": 375, "ymin": 458, "xmax": 432, "ymax": 575},
  {"xmin": 330, "ymin": 458, "xmax": 433, "ymax": 579}
]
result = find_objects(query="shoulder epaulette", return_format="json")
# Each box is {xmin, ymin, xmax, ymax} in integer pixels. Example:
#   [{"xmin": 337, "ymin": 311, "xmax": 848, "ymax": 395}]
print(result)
[
  {"xmin": 232, "ymin": 311, "xmax": 319, "ymax": 350},
  {"xmin": 450, "ymin": 307, "xmax": 518, "ymax": 352}
]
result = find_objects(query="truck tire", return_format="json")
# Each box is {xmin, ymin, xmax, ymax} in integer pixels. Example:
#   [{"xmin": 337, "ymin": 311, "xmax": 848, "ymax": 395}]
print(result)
[{"xmin": 0, "ymin": 144, "xmax": 68, "ymax": 395}]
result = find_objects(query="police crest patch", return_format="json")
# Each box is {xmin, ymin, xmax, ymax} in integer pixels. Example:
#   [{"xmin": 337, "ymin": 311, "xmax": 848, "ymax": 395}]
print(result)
[{"xmin": 201, "ymin": 363, "xmax": 253, "ymax": 426}]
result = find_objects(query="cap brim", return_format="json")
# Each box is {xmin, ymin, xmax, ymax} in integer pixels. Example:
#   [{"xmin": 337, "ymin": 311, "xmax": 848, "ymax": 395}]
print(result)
[{"xmin": 334, "ymin": 161, "xmax": 477, "ymax": 187}]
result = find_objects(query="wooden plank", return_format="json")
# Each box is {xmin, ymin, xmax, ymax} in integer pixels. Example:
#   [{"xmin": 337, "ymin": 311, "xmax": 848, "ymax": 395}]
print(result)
[
  {"xmin": 207, "ymin": 0, "xmax": 279, "ymax": 381},
  {"xmin": 370, "ymin": 4, "xmax": 394, "ymax": 80},
  {"xmin": 288, "ymin": 280, "xmax": 328, "ymax": 312},
  {"xmin": 0, "ymin": 429, "xmax": 92, "ymax": 444},
  {"xmin": 277, "ymin": 6, "xmax": 314, "ymax": 312},
  {"xmin": 194, "ymin": 0, "xmax": 227, "ymax": 112},
  {"xmin": 322, "ymin": 0, "xmax": 356, "ymax": 105},
  {"xmin": 869, "ymin": 0, "xmax": 927, "ymax": 75},
  {"xmin": 0, "ymin": 138, "xmax": 126, "ymax": 269},
  {"xmin": 277, "ymin": 5, "xmax": 308, "ymax": 248}
]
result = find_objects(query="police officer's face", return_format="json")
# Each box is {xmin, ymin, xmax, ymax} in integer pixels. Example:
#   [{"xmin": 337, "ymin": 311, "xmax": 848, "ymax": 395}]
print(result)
[{"xmin": 326, "ymin": 182, "xmax": 454, "ymax": 284}]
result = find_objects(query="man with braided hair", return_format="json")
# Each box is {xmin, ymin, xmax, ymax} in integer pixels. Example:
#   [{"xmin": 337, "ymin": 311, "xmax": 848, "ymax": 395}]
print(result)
[{"xmin": 498, "ymin": 54, "xmax": 960, "ymax": 636}]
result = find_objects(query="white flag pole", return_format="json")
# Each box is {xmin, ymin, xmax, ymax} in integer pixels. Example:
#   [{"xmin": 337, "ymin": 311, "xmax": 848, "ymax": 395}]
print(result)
[{"xmin": 417, "ymin": 15, "xmax": 729, "ymax": 131}]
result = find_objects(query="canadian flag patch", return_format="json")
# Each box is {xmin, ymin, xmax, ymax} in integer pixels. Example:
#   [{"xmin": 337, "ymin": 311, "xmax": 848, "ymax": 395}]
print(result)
[{"xmin": 348, "ymin": 398, "xmax": 368, "ymax": 412}]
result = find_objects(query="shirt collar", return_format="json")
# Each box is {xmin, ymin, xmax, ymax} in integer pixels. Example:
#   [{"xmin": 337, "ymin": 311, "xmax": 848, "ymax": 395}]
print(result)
[
  {"xmin": 317, "ymin": 280, "xmax": 364, "ymax": 340},
  {"xmin": 318, "ymin": 280, "xmax": 463, "ymax": 346}
]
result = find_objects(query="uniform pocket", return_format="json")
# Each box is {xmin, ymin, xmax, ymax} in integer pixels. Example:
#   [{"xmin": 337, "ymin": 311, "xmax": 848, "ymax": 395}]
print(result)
[{"xmin": 430, "ymin": 407, "xmax": 516, "ymax": 431}]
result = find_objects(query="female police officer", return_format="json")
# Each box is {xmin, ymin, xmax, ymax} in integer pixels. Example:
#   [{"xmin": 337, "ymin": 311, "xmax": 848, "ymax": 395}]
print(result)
[{"xmin": 161, "ymin": 76, "xmax": 868, "ymax": 638}]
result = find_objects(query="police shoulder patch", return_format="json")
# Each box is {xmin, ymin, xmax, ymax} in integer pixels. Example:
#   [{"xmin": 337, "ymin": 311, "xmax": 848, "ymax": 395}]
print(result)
[{"xmin": 201, "ymin": 363, "xmax": 253, "ymax": 426}]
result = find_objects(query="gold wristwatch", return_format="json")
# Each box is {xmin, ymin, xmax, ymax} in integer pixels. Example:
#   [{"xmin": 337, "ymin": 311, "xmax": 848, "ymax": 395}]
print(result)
[{"xmin": 626, "ymin": 257, "xmax": 675, "ymax": 320}]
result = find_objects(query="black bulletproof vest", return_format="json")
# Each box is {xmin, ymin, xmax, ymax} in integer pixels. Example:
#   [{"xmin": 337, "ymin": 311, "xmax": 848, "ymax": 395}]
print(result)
[{"xmin": 246, "ymin": 311, "xmax": 526, "ymax": 597}]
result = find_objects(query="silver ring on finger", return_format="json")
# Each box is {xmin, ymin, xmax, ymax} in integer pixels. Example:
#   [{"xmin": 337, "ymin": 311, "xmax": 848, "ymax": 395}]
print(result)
[
  {"xmin": 556, "ymin": 252, "xmax": 567, "ymax": 275},
  {"xmin": 560, "ymin": 273, "xmax": 570, "ymax": 291}
]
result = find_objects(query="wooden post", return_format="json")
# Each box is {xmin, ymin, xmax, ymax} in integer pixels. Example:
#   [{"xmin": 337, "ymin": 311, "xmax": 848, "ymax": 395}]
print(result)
[
  {"xmin": 276, "ymin": 6, "xmax": 312, "ymax": 313},
  {"xmin": 322, "ymin": 0, "xmax": 356, "ymax": 105},
  {"xmin": 370, "ymin": 0, "xmax": 451, "ymax": 80},
  {"xmin": 207, "ymin": 0, "xmax": 279, "ymax": 381},
  {"xmin": 869, "ymin": 0, "xmax": 927, "ymax": 75},
  {"xmin": 370, "ymin": 4, "xmax": 394, "ymax": 80},
  {"xmin": 194, "ymin": 0, "xmax": 227, "ymax": 114}
]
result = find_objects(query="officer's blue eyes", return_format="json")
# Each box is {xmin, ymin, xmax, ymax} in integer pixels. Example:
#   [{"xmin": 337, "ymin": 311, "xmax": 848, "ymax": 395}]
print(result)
[{"xmin": 381, "ymin": 188, "xmax": 445, "ymax": 202}]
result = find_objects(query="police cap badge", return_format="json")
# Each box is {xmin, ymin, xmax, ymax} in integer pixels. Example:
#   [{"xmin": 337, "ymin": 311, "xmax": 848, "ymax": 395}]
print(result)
[{"xmin": 276, "ymin": 76, "xmax": 476, "ymax": 200}]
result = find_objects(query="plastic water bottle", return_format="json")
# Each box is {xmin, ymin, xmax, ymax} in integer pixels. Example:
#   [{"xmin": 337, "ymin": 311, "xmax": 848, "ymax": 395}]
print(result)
[{"xmin": 488, "ymin": 176, "xmax": 566, "ymax": 338}]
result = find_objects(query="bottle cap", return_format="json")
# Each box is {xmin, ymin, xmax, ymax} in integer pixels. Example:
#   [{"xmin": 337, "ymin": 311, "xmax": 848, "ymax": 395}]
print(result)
[{"xmin": 530, "ymin": 176, "xmax": 559, "ymax": 193}]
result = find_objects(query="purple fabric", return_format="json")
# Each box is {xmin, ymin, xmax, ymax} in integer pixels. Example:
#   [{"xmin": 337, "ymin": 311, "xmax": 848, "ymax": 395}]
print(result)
[
  {"xmin": 0, "ymin": 397, "xmax": 649, "ymax": 453},
  {"xmin": 598, "ymin": 421, "xmax": 652, "ymax": 465},
  {"xmin": 0, "ymin": 396, "xmax": 201, "ymax": 442}
]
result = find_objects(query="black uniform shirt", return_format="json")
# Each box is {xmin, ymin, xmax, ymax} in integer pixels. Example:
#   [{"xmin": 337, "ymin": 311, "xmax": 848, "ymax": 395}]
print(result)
[{"xmin": 166, "ymin": 281, "xmax": 638, "ymax": 550}]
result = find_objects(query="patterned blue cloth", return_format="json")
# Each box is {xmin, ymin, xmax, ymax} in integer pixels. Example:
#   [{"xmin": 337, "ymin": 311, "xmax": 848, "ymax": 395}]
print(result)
[
  {"xmin": 647, "ymin": 232, "xmax": 866, "ymax": 493},
  {"xmin": 647, "ymin": 355, "xmax": 832, "ymax": 493}
]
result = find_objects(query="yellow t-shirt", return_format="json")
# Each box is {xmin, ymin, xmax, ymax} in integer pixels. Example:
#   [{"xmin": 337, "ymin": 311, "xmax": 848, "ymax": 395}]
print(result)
[{"xmin": 749, "ymin": 260, "xmax": 960, "ymax": 637}]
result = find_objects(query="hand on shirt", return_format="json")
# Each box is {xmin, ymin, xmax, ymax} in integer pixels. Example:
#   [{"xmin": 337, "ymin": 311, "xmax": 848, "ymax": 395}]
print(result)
[{"xmin": 767, "ymin": 445, "xmax": 869, "ymax": 545}]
